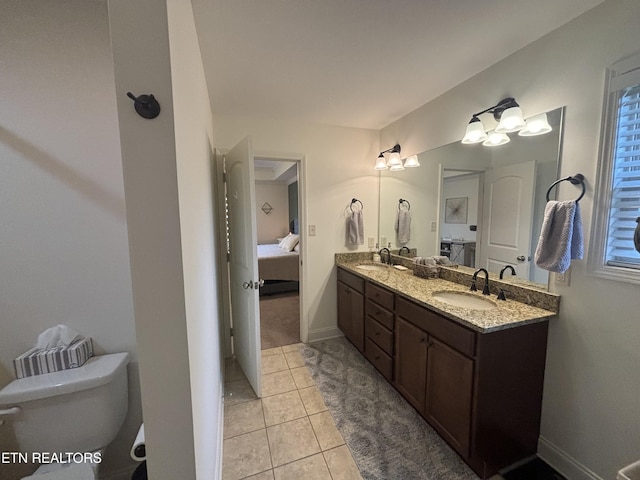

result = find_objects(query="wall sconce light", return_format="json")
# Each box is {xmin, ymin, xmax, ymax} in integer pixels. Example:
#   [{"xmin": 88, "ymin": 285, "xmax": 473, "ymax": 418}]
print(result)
[
  {"xmin": 374, "ymin": 144, "xmax": 421, "ymax": 171},
  {"xmin": 461, "ymin": 97, "xmax": 552, "ymax": 146}
]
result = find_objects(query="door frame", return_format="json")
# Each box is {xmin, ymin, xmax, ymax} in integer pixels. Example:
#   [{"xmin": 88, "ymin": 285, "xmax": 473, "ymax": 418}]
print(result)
[
  {"xmin": 436, "ymin": 166, "xmax": 485, "ymax": 266},
  {"xmin": 215, "ymin": 150, "xmax": 308, "ymax": 358}
]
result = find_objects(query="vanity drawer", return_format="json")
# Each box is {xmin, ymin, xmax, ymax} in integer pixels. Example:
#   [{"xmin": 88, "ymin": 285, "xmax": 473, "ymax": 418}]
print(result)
[
  {"xmin": 366, "ymin": 282, "xmax": 394, "ymax": 310},
  {"xmin": 365, "ymin": 337, "xmax": 393, "ymax": 381},
  {"xmin": 365, "ymin": 315, "xmax": 393, "ymax": 355},
  {"xmin": 396, "ymin": 296, "xmax": 476, "ymax": 357},
  {"xmin": 365, "ymin": 299, "xmax": 394, "ymax": 330},
  {"xmin": 338, "ymin": 268, "xmax": 364, "ymax": 293}
]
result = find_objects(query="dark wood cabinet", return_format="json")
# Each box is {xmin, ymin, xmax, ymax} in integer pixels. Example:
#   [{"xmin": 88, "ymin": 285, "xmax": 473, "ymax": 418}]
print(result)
[
  {"xmin": 337, "ymin": 269, "xmax": 365, "ymax": 352},
  {"xmin": 336, "ymin": 267, "xmax": 550, "ymax": 479},
  {"xmin": 425, "ymin": 337, "xmax": 473, "ymax": 457},
  {"xmin": 394, "ymin": 316, "xmax": 428, "ymax": 411}
]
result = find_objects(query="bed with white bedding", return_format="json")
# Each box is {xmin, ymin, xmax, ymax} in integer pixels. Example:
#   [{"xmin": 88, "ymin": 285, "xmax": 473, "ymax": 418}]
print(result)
[{"xmin": 257, "ymin": 243, "xmax": 300, "ymax": 281}]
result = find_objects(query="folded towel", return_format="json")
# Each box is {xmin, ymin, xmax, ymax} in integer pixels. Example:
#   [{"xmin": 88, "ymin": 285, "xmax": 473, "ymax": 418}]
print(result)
[
  {"xmin": 348, "ymin": 210, "xmax": 364, "ymax": 245},
  {"xmin": 534, "ymin": 200, "xmax": 584, "ymax": 273},
  {"xmin": 395, "ymin": 208, "xmax": 411, "ymax": 244}
]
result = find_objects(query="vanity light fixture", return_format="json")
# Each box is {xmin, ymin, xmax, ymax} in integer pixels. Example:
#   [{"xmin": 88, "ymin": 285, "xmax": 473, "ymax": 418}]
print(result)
[
  {"xmin": 461, "ymin": 97, "xmax": 551, "ymax": 145},
  {"xmin": 373, "ymin": 144, "xmax": 421, "ymax": 170},
  {"xmin": 483, "ymin": 130, "xmax": 510, "ymax": 147}
]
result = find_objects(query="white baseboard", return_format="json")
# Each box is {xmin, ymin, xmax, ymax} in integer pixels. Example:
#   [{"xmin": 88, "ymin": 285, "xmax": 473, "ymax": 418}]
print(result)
[
  {"xmin": 538, "ymin": 436, "xmax": 604, "ymax": 480},
  {"xmin": 308, "ymin": 327, "xmax": 343, "ymax": 343}
]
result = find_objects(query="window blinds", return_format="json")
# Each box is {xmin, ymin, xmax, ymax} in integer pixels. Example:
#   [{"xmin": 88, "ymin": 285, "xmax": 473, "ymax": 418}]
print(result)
[{"xmin": 607, "ymin": 84, "xmax": 640, "ymax": 267}]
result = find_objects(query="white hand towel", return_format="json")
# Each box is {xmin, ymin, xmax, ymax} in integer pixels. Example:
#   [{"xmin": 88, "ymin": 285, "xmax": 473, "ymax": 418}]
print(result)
[
  {"xmin": 395, "ymin": 209, "xmax": 411, "ymax": 244},
  {"xmin": 348, "ymin": 210, "xmax": 364, "ymax": 245},
  {"xmin": 534, "ymin": 200, "xmax": 584, "ymax": 273}
]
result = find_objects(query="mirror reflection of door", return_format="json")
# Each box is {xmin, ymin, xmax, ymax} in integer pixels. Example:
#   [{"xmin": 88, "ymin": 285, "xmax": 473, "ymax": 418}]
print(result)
[{"xmin": 479, "ymin": 161, "xmax": 536, "ymax": 278}]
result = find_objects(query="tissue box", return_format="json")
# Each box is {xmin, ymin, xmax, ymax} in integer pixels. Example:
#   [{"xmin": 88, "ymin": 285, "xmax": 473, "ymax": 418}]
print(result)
[{"xmin": 13, "ymin": 337, "xmax": 94, "ymax": 379}]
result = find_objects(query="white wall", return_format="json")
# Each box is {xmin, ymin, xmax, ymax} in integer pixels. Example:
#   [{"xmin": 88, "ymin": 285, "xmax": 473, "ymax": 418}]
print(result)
[
  {"xmin": 380, "ymin": 1, "xmax": 640, "ymax": 477},
  {"xmin": 0, "ymin": 2, "xmax": 141, "ymax": 478},
  {"xmin": 167, "ymin": 0, "xmax": 224, "ymax": 478},
  {"xmin": 212, "ymin": 115, "xmax": 379, "ymax": 341},
  {"xmin": 255, "ymin": 181, "xmax": 290, "ymax": 243},
  {"xmin": 108, "ymin": 1, "xmax": 197, "ymax": 479}
]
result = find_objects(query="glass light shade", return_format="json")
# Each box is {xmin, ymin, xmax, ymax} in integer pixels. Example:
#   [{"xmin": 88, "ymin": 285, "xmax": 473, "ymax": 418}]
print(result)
[
  {"xmin": 482, "ymin": 131, "xmax": 510, "ymax": 146},
  {"xmin": 389, "ymin": 163, "xmax": 405, "ymax": 171},
  {"xmin": 461, "ymin": 119, "xmax": 488, "ymax": 144},
  {"xmin": 387, "ymin": 151, "xmax": 402, "ymax": 167},
  {"xmin": 518, "ymin": 113, "xmax": 552, "ymax": 136},
  {"xmin": 495, "ymin": 106, "xmax": 526, "ymax": 133},
  {"xmin": 404, "ymin": 155, "xmax": 420, "ymax": 167},
  {"xmin": 374, "ymin": 154, "xmax": 388, "ymax": 170}
]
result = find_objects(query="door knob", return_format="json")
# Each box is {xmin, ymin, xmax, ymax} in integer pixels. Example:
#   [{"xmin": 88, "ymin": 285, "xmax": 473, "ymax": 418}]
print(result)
[
  {"xmin": 242, "ymin": 281, "xmax": 254, "ymax": 289},
  {"xmin": 255, "ymin": 279, "xmax": 265, "ymax": 289},
  {"xmin": 516, "ymin": 255, "xmax": 526, "ymax": 262}
]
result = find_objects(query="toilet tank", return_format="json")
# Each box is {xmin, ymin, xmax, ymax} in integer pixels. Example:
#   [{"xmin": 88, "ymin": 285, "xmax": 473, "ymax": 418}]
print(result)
[{"xmin": 0, "ymin": 353, "xmax": 129, "ymax": 454}]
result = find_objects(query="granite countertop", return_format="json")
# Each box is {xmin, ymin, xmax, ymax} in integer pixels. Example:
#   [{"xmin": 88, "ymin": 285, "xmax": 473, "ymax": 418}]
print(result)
[{"xmin": 336, "ymin": 260, "xmax": 556, "ymax": 333}]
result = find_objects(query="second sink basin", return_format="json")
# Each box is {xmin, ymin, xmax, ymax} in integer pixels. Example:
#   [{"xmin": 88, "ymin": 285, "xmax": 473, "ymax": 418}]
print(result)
[
  {"xmin": 432, "ymin": 291, "xmax": 496, "ymax": 310},
  {"xmin": 356, "ymin": 264, "xmax": 388, "ymax": 272}
]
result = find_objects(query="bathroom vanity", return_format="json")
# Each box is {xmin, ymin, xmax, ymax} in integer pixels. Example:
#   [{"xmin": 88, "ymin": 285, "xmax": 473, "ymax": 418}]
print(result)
[{"xmin": 336, "ymin": 258, "xmax": 557, "ymax": 479}]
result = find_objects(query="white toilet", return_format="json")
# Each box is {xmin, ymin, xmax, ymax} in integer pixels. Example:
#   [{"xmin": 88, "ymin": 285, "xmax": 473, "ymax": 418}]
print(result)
[{"xmin": 0, "ymin": 353, "xmax": 129, "ymax": 479}]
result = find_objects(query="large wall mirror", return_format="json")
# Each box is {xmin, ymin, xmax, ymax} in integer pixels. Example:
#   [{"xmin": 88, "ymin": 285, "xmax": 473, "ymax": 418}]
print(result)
[{"xmin": 378, "ymin": 107, "xmax": 564, "ymax": 290}]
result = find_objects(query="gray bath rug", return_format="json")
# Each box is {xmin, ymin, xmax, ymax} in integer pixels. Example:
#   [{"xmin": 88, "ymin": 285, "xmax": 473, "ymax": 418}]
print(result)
[{"xmin": 301, "ymin": 337, "xmax": 480, "ymax": 480}]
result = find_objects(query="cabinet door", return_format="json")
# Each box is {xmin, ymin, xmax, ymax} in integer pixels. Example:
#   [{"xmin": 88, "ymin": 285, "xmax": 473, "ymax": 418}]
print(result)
[
  {"xmin": 337, "ymin": 281, "xmax": 364, "ymax": 352},
  {"xmin": 394, "ymin": 317, "xmax": 428, "ymax": 412},
  {"xmin": 425, "ymin": 337, "xmax": 474, "ymax": 457}
]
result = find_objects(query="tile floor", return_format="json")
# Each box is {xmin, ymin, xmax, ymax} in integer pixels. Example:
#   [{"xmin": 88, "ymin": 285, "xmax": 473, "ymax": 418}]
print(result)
[{"xmin": 223, "ymin": 343, "xmax": 363, "ymax": 480}]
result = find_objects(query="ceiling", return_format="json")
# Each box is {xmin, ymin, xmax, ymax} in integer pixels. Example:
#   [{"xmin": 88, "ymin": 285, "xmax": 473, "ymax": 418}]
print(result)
[{"xmin": 193, "ymin": 0, "xmax": 605, "ymax": 130}]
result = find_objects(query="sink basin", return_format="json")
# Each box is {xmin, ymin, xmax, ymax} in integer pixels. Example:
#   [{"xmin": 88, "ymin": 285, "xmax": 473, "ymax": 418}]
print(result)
[
  {"xmin": 356, "ymin": 264, "xmax": 388, "ymax": 272},
  {"xmin": 432, "ymin": 291, "xmax": 496, "ymax": 310}
]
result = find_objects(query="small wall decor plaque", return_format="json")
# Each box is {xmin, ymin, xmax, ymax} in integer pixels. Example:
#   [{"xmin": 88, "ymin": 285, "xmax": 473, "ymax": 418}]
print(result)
[
  {"xmin": 445, "ymin": 197, "xmax": 468, "ymax": 224},
  {"xmin": 261, "ymin": 202, "xmax": 273, "ymax": 215}
]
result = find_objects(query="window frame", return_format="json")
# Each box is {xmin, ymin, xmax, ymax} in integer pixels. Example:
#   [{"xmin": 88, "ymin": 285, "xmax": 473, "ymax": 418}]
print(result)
[{"xmin": 588, "ymin": 52, "xmax": 640, "ymax": 284}]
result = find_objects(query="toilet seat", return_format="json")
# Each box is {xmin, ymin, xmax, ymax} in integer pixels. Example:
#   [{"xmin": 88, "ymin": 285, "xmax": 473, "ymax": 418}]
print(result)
[{"xmin": 21, "ymin": 462, "xmax": 97, "ymax": 480}]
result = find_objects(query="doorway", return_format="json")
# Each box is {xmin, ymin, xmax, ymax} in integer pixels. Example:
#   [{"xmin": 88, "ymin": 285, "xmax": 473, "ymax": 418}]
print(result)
[
  {"xmin": 253, "ymin": 158, "xmax": 303, "ymax": 350},
  {"xmin": 215, "ymin": 151, "xmax": 308, "ymax": 358}
]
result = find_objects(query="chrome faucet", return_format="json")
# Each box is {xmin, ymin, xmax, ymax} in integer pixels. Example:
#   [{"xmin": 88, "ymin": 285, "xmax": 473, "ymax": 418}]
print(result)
[
  {"xmin": 471, "ymin": 268, "xmax": 490, "ymax": 295},
  {"xmin": 399, "ymin": 246, "xmax": 410, "ymax": 257},
  {"xmin": 379, "ymin": 247, "xmax": 391, "ymax": 265},
  {"xmin": 499, "ymin": 265, "xmax": 516, "ymax": 280}
]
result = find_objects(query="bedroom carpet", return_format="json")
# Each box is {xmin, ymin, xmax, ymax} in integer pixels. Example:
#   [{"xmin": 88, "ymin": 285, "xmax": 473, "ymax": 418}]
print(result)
[
  {"xmin": 300, "ymin": 337, "xmax": 481, "ymax": 480},
  {"xmin": 260, "ymin": 292, "xmax": 300, "ymax": 349}
]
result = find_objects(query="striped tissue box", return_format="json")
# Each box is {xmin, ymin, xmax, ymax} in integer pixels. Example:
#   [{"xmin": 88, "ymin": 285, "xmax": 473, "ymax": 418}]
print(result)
[{"xmin": 13, "ymin": 337, "xmax": 94, "ymax": 379}]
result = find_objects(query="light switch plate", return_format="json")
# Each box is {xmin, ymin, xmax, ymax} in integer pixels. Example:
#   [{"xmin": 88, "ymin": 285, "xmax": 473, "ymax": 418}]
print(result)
[
  {"xmin": 309, "ymin": 225, "xmax": 316, "ymax": 236},
  {"xmin": 368, "ymin": 237, "xmax": 375, "ymax": 248}
]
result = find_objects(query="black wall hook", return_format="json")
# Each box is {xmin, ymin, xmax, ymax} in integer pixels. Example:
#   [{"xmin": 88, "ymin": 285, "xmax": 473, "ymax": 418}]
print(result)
[{"xmin": 126, "ymin": 92, "xmax": 161, "ymax": 119}]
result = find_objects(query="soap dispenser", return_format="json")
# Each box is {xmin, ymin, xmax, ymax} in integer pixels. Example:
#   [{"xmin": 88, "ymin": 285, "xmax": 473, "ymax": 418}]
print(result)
[{"xmin": 373, "ymin": 243, "xmax": 381, "ymax": 263}]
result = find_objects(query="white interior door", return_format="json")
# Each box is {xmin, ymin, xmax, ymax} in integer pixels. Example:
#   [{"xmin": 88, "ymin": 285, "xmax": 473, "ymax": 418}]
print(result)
[
  {"xmin": 226, "ymin": 137, "xmax": 262, "ymax": 397},
  {"xmin": 480, "ymin": 161, "xmax": 536, "ymax": 278}
]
